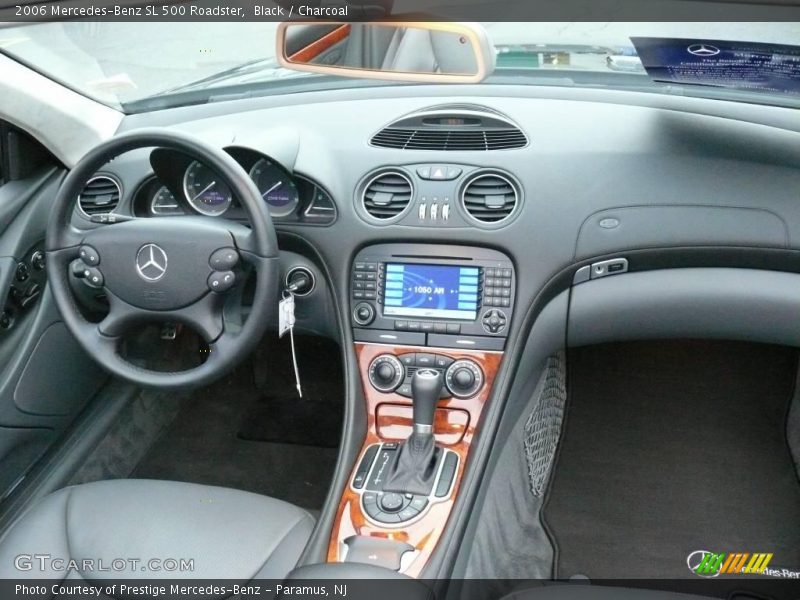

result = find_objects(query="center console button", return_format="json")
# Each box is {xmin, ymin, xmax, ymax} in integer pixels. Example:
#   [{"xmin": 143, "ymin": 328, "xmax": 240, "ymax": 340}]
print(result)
[
  {"xmin": 407, "ymin": 321, "xmax": 421, "ymax": 331},
  {"xmin": 446, "ymin": 323, "xmax": 461, "ymax": 334},
  {"xmin": 420, "ymin": 322, "xmax": 434, "ymax": 333},
  {"xmin": 433, "ymin": 322, "xmax": 447, "ymax": 333},
  {"xmin": 434, "ymin": 355, "xmax": 454, "ymax": 368},
  {"xmin": 398, "ymin": 353, "xmax": 415, "ymax": 366},
  {"xmin": 380, "ymin": 492, "xmax": 404, "ymax": 512},
  {"xmin": 415, "ymin": 353, "xmax": 436, "ymax": 367},
  {"xmin": 410, "ymin": 496, "xmax": 429, "ymax": 511}
]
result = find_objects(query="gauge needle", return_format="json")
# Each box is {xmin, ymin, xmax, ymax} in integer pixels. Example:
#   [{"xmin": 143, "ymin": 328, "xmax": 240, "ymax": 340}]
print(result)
[
  {"xmin": 262, "ymin": 181, "xmax": 282, "ymax": 197},
  {"xmin": 191, "ymin": 181, "xmax": 216, "ymax": 201}
]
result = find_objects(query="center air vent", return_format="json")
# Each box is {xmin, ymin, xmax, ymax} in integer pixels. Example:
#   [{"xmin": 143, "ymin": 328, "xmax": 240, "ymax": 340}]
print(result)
[
  {"xmin": 78, "ymin": 175, "xmax": 121, "ymax": 217},
  {"xmin": 370, "ymin": 105, "xmax": 527, "ymax": 151},
  {"xmin": 361, "ymin": 171, "xmax": 413, "ymax": 220},
  {"xmin": 461, "ymin": 172, "xmax": 520, "ymax": 225}
]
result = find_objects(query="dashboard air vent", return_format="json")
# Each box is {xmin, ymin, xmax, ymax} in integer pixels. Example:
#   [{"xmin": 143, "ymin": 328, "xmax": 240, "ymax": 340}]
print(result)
[
  {"xmin": 78, "ymin": 175, "xmax": 121, "ymax": 217},
  {"xmin": 371, "ymin": 128, "xmax": 527, "ymax": 151},
  {"xmin": 461, "ymin": 173, "xmax": 519, "ymax": 224},
  {"xmin": 370, "ymin": 105, "xmax": 527, "ymax": 151},
  {"xmin": 361, "ymin": 171, "xmax": 413, "ymax": 220}
]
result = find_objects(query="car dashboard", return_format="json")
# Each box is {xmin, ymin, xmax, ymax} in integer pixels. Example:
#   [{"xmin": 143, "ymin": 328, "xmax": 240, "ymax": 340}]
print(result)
[{"xmin": 63, "ymin": 84, "xmax": 800, "ymax": 576}]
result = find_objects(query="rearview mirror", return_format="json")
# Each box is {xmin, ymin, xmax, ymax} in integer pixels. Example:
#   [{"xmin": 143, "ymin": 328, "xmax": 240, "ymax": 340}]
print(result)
[{"xmin": 276, "ymin": 22, "xmax": 495, "ymax": 84}]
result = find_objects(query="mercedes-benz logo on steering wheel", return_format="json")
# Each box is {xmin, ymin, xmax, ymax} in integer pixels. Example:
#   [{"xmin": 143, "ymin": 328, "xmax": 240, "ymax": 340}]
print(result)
[
  {"xmin": 687, "ymin": 43, "xmax": 720, "ymax": 57},
  {"xmin": 136, "ymin": 243, "xmax": 168, "ymax": 281}
]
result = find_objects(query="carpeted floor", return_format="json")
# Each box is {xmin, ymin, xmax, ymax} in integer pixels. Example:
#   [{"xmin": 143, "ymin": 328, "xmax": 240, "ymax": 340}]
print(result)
[
  {"xmin": 132, "ymin": 335, "xmax": 343, "ymax": 510},
  {"xmin": 544, "ymin": 340, "xmax": 800, "ymax": 579}
]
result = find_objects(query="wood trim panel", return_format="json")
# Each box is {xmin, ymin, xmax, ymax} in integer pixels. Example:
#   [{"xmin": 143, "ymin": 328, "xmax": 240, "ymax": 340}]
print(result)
[
  {"xmin": 326, "ymin": 342, "xmax": 503, "ymax": 577},
  {"xmin": 376, "ymin": 404, "xmax": 469, "ymax": 445},
  {"xmin": 289, "ymin": 24, "xmax": 351, "ymax": 64}
]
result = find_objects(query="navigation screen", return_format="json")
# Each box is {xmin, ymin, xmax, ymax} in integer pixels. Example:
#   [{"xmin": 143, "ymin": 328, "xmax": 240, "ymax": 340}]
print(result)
[{"xmin": 383, "ymin": 263, "xmax": 479, "ymax": 320}]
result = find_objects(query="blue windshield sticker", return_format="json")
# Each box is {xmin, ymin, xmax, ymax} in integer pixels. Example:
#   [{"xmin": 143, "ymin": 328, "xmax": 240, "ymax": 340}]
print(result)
[{"xmin": 630, "ymin": 37, "xmax": 800, "ymax": 96}]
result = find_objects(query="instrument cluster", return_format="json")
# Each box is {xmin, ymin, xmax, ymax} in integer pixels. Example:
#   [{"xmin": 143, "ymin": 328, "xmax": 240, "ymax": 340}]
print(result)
[{"xmin": 133, "ymin": 147, "xmax": 335, "ymax": 225}]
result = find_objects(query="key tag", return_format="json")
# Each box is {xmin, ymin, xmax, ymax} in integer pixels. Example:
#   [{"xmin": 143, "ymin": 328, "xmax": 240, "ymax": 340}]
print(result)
[
  {"xmin": 279, "ymin": 290, "xmax": 303, "ymax": 398},
  {"xmin": 279, "ymin": 291, "xmax": 296, "ymax": 338}
]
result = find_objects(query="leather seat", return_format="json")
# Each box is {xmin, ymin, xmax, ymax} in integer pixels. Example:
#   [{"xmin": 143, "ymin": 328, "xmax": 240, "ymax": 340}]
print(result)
[{"xmin": 0, "ymin": 479, "xmax": 314, "ymax": 579}]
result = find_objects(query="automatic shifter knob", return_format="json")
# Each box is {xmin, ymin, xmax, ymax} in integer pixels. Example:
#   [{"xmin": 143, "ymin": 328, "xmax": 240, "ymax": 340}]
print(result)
[{"xmin": 411, "ymin": 369, "xmax": 444, "ymax": 434}]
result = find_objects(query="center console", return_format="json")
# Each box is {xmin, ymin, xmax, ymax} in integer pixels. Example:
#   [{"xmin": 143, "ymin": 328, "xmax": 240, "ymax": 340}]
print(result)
[{"xmin": 327, "ymin": 244, "xmax": 513, "ymax": 576}]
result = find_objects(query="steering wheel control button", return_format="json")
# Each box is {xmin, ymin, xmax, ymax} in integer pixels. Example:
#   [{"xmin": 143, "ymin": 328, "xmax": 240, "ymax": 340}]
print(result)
[
  {"xmin": 445, "ymin": 359, "xmax": 484, "ymax": 399},
  {"xmin": 353, "ymin": 302, "xmax": 375, "ymax": 326},
  {"xmin": 78, "ymin": 245, "xmax": 100, "ymax": 266},
  {"xmin": 84, "ymin": 268, "xmax": 104, "ymax": 288},
  {"xmin": 482, "ymin": 308, "xmax": 507, "ymax": 334},
  {"xmin": 368, "ymin": 354, "xmax": 404, "ymax": 393},
  {"xmin": 379, "ymin": 492, "xmax": 404, "ymax": 513},
  {"xmin": 208, "ymin": 271, "xmax": 235, "ymax": 293},
  {"xmin": 209, "ymin": 247, "xmax": 239, "ymax": 271}
]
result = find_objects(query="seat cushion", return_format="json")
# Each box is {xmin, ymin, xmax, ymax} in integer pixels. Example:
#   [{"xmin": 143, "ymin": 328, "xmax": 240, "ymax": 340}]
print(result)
[{"xmin": 0, "ymin": 479, "xmax": 314, "ymax": 580}]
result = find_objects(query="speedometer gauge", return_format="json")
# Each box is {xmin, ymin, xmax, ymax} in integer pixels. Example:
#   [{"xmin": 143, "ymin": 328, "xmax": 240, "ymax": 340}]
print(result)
[
  {"xmin": 249, "ymin": 158, "xmax": 300, "ymax": 218},
  {"xmin": 183, "ymin": 161, "xmax": 232, "ymax": 216}
]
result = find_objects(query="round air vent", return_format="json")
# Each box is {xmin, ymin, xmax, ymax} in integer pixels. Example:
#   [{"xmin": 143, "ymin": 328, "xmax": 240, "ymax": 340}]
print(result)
[
  {"xmin": 78, "ymin": 175, "xmax": 121, "ymax": 218},
  {"xmin": 361, "ymin": 171, "xmax": 413, "ymax": 220},
  {"xmin": 460, "ymin": 172, "xmax": 520, "ymax": 225}
]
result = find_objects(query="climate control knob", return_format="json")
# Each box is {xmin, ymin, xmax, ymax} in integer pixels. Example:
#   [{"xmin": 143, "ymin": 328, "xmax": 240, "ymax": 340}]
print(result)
[
  {"xmin": 445, "ymin": 359, "xmax": 484, "ymax": 399},
  {"xmin": 368, "ymin": 354, "xmax": 404, "ymax": 393}
]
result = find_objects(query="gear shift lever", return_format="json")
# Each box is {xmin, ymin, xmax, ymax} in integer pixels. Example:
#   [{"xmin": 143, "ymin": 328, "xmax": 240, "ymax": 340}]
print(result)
[
  {"xmin": 383, "ymin": 369, "xmax": 444, "ymax": 496},
  {"xmin": 411, "ymin": 369, "xmax": 443, "ymax": 435}
]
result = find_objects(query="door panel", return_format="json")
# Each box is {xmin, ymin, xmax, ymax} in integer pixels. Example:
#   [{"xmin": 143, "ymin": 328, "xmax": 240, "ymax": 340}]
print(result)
[{"xmin": 0, "ymin": 126, "xmax": 109, "ymax": 500}]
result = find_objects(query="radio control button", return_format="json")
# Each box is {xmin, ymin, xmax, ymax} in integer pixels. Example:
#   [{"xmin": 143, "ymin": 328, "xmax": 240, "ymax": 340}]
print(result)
[
  {"xmin": 446, "ymin": 323, "xmax": 461, "ymax": 334},
  {"xmin": 354, "ymin": 272, "xmax": 366, "ymax": 280},
  {"xmin": 395, "ymin": 321, "xmax": 409, "ymax": 331},
  {"xmin": 433, "ymin": 322, "xmax": 447, "ymax": 333},
  {"xmin": 501, "ymin": 268, "xmax": 513, "ymax": 278},
  {"xmin": 420, "ymin": 322, "xmax": 434, "ymax": 333},
  {"xmin": 407, "ymin": 321, "xmax": 421, "ymax": 331}
]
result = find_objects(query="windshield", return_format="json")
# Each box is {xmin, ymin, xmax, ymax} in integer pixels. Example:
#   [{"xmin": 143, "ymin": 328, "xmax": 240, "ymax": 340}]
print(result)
[{"xmin": 0, "ymin": 22, "xmax": 797, "ymax": 112}]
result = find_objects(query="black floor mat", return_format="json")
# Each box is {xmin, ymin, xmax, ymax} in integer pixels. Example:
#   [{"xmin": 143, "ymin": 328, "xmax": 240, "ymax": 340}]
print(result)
[
  {"xmin": 238, "ymin": 334, "xmax": 343, "ymax": 447},
  {"xmin": 132, "ymin": 335, "xmax": 343, "ymax": 510},
  {"xmin": 544, "ymin": 340, "xmax": 800, "ymax": 579}
]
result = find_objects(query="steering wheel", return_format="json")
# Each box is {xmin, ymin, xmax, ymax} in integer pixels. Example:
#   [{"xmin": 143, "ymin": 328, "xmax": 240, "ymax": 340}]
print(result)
[{"xmin": 46, "ymin": 129, "xmax": 280, "ymax": 388}]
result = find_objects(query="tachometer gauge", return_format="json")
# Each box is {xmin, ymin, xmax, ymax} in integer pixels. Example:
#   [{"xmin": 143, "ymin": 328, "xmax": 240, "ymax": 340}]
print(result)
[
  {"xmin": 150, "ymin": 185, "xmax": 185, "ymax": 216},
  {"xmin": 249, "ymin": 158, "xmax": 300, "ymax": 218},
  {"xmin": 183, "ymin": 161, "xmax": 233, "ymax": 216}
]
